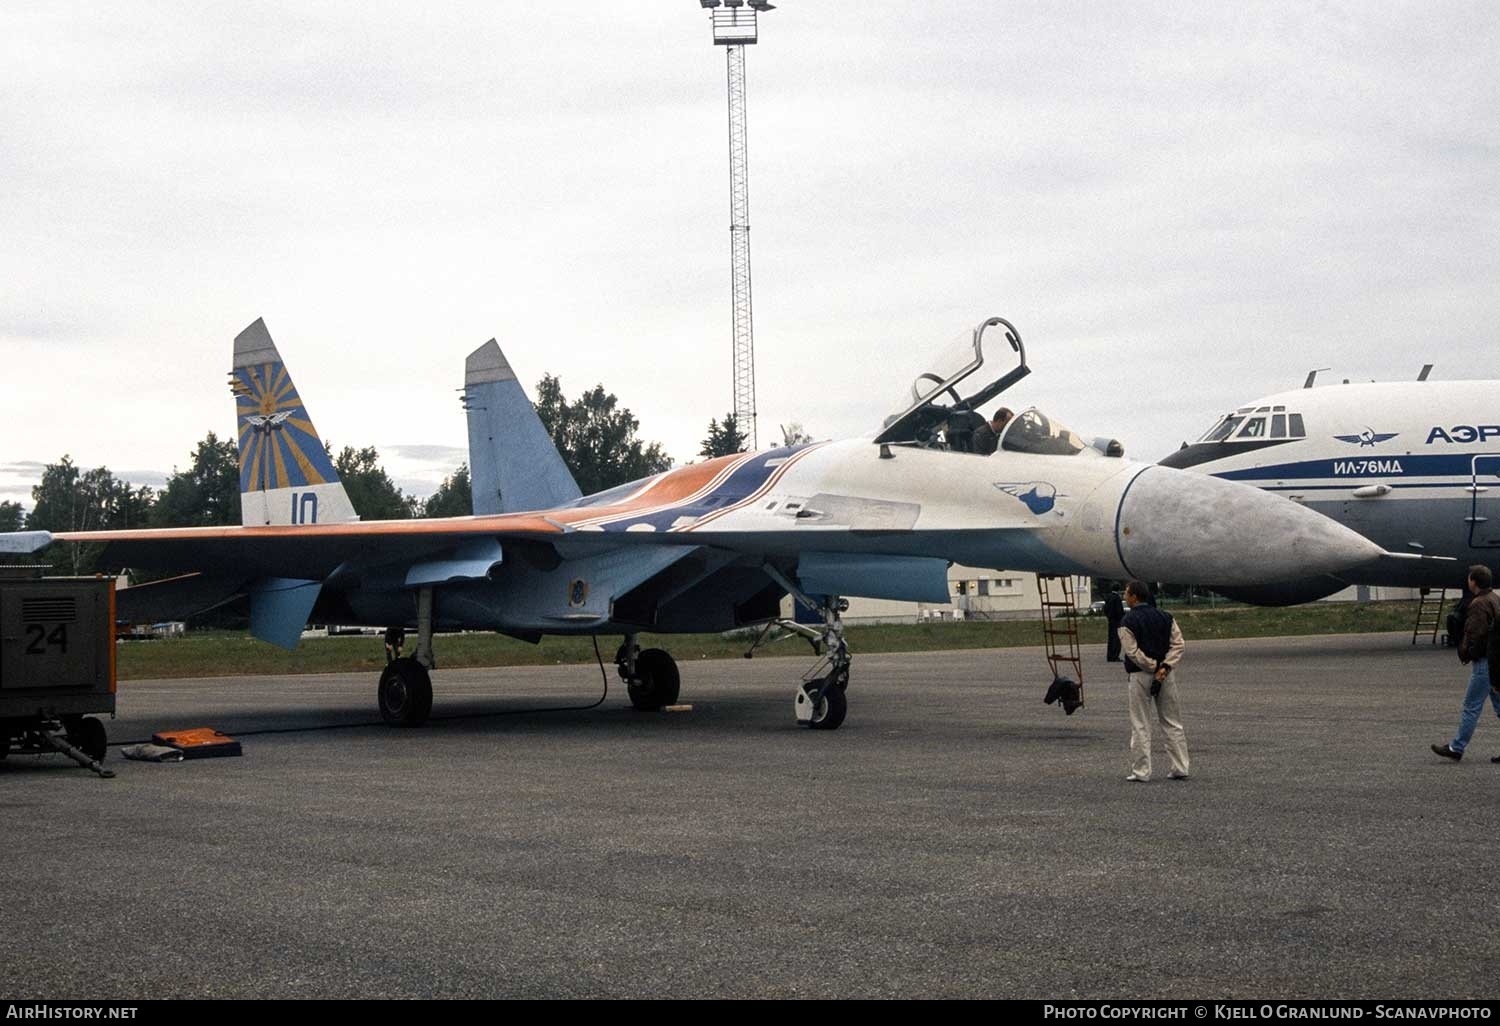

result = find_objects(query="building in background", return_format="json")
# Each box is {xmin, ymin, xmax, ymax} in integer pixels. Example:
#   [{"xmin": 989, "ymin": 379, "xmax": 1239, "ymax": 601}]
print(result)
[{"xmin": 785, "ymin": 568, "xmax": 1092, "ymax": 626}]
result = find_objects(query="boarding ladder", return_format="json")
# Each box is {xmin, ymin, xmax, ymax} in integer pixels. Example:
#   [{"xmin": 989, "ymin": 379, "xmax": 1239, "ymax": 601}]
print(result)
[
  {"xmin": 1038, "ymin": 574, "xmax": 1084, "ymax": 692},
  {"xmin": 1412, "ymin": 587, "xmax": 1448, "ymax": 646}
]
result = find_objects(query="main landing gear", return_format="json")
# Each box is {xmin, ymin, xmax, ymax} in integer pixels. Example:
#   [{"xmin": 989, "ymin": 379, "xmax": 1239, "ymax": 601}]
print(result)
[
  {"xmin": 378, "ymin": 587, "xmax": 435, "ymax": 727},
  {"xmin": 615, "ymin": 637, "xmax": 681, "ymax": 711}
]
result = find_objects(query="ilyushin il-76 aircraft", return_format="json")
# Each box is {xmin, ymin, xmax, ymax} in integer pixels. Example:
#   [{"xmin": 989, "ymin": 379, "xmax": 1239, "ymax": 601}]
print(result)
[
  {"xmin": 4, "ymin": 317, "xmax": 1397, "ymax": 730},
  {"xmin": 1161, "ymin": 375, "xmax": 1496, "ymax": 604}
]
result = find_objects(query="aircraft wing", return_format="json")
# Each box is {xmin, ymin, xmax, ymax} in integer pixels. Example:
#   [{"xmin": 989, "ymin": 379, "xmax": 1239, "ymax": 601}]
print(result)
[
  {"xmin": 59, "ymin": 515, "xmax": 585, "ymax": 582},
  {"xmin": 56, "ymin": 450, "xmax": 808, "ymax": 579}
]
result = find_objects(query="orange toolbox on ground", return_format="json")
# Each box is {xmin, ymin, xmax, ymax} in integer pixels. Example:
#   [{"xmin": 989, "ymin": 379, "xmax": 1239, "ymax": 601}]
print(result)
[{"xmin": 151, "ymin": 727, "xmax": 242, "ymax": 759}]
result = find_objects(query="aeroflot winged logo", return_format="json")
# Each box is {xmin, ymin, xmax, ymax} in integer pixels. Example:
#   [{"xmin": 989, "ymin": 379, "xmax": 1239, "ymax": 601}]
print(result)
[
  {"xmin": 993, "ymin": 482, "xmax": 1061, "ymax": 515},
  {"xmin": 1334, "ymin": 428, "xmax": 1398, "ymax": 447}
]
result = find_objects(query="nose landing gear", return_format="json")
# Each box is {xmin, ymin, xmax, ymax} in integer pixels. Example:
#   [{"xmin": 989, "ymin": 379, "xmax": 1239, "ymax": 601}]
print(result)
[
  {"xmin": 751, "ymin": 565, "xmax": 853, "ymax": 731},
  {"xmin": 792, "ymin": 598, "xmax": 850, "ymax": 730}
]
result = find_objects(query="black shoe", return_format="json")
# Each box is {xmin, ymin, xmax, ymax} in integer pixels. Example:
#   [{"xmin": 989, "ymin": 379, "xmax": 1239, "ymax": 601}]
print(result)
[
  {"xmin": 1432, "ymin": 743, "xmax": 1463, "ymax": 762},
  {"xmin": 1491, "ymin": 755, "xmax": 1500, "ymax": 764}
]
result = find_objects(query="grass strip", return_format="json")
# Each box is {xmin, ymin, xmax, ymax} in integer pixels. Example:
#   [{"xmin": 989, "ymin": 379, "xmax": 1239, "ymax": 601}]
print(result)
[{"xmin": 115, "ymin": 600, "xmax": 1435, "ymax": 680}]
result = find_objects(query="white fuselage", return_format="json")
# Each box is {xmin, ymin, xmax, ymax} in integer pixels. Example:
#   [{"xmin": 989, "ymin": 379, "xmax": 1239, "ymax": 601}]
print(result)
[
  {"xmin": 667, "ymin": 437, "xmax": 1382, "ymax": 587},
  {"xmin": 1163, "ymin": 380, "xmax": 1500, "ymax": 590}
]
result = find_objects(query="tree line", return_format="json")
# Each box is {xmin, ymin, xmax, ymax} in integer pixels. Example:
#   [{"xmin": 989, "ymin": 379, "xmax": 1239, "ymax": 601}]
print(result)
[{"xmin": 4, "ymin": 374, "xmax": 785, "ymax": 575}]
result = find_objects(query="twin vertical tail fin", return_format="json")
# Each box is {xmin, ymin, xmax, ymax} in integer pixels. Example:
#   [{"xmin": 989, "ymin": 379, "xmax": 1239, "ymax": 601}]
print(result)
[
  {"xmin": 231, "ymin": 318, "xmax": 358, "ymax": 526},
  {"xmin": 230, "ymin": 321, "xmax": 577, "ymax": 525},
  {"xmin": 463, "ymin": 341, "xmax": 582, "ymax": 515}
]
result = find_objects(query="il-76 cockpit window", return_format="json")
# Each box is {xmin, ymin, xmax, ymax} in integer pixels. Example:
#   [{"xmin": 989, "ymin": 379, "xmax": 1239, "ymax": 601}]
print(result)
[
  {"xmin": 1201, "ymin": 416, "xmax": 1245, "ymax": 442},
  {"xmin": 1198, "ymin": 406, "xmax": 1307, "ymax": 443}
]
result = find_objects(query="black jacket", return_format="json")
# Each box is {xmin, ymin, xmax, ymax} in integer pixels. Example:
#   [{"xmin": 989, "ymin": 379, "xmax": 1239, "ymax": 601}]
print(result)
[
  {"xmin": 1120, "ymin": 605, "xmax": 1176, "ymax": 675},
  {"xmin": 1460, "ymin": 589, "xmax": 1500, "ymax": 665}
]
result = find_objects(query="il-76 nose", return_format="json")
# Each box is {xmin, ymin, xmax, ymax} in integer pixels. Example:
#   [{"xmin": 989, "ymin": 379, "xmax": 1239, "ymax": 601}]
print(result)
[{"xmin": 1116, "ymin": 466, "xmax": 1384, "ymax": 585}]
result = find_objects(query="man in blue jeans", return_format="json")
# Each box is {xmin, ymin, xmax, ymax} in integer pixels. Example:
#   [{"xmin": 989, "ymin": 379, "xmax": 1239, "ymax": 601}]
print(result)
[{"xmin": 1432, "ymin": 564, "xmax": 1500, "ymax": 762}]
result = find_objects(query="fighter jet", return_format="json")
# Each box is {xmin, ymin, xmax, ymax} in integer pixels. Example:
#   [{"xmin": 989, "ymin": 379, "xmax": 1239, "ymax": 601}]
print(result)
[
  {"xmin": 1161, "ymin": 377, "xmax": 1499, "ymax": 603},
  {"xmin": 6, "ymin": 316, "xmax": 1390, "ymax": 729}
]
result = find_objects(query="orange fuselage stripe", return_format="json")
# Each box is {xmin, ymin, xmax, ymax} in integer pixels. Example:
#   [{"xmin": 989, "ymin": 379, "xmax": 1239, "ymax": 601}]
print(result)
[{"xmin": 57, "ymin": 452, "xmax": 755, "ymax": 544}]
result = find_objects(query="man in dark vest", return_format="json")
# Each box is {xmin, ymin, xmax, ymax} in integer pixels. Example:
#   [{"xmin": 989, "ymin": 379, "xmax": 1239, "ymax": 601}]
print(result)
[
  {"xmin": 1118, "ymin": 580, "xmax": 1190, "ymax": 782},
  {"xmin": 1104, "ymin": 589, "xmax": 1125, "ymax": 662},
  {"xmin": 1432, "ymin": 564, "xmax": 1500, "ymax": 761}
]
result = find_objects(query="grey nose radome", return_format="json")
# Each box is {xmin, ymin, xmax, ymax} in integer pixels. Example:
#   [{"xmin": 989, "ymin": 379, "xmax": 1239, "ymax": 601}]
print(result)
[{"xmin": 1117, "ymin": 467, "xmax": 1383, "ymax": 586}]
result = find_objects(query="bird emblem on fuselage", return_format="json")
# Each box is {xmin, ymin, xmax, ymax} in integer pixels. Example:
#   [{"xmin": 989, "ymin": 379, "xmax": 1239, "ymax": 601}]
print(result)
[{"xmin": 993, "ymin": 481, "xmax": 1061, "ymax": 515}]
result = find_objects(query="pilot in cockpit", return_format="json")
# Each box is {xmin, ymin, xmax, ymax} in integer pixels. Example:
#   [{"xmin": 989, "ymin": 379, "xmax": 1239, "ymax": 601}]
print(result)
[{"xmin": 971, "ymin": 408, "xmax": 1014, "ymax": 455}]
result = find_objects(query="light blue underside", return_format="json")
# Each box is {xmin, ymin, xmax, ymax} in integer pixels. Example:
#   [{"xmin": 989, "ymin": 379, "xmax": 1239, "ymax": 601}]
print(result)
[
  {"xmin": 0, "ymin": 530, "xmax": 51, "ymax": 554},
  {"xmin": 796, "ymin": 552, "xmax": 952, "ymax": 603},
  {"xmin": 249, "ymin": 577, "xmax": 323, "ymax": 650}
]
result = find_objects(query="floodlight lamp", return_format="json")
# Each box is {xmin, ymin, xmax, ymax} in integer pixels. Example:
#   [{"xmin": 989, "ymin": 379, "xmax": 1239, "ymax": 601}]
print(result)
[{"xmin": 698, "ymin": 0, "xmax": 721, "ymax": 7}]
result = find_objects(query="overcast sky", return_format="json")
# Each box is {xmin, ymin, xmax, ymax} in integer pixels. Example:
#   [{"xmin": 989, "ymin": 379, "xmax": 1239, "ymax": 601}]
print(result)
[{"xmin": 2, "ymin": 2, "xmax": 1496, "ymax": 509}]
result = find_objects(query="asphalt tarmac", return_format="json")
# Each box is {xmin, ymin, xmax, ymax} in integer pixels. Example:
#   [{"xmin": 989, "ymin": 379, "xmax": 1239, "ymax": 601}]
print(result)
[{"xmin": 2, "ymin": 632, "xmax": 1495, "ymax": 1000}]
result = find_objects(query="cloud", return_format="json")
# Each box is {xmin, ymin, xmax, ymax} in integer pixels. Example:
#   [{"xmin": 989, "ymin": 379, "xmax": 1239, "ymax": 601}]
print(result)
[
  {"xmin": 383, "ymin": 444, "xmax": 466, "ymax": 462},
  {"xmin": 1, "ymin": 3, "xmax": 1495, "ymax": 477},
  {"xmin": 116, "ymin": 469, "xmax": 171, "ymax": 489},
  {"xmin": 392, "ymin": 476, "xmax": 450, "ymax": 502}
]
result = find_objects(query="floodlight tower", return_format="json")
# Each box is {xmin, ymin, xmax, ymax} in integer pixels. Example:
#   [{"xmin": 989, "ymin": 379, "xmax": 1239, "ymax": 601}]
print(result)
[{"xmin": 698, "ymin": 0, "xmax": 775, "ymax": 449}]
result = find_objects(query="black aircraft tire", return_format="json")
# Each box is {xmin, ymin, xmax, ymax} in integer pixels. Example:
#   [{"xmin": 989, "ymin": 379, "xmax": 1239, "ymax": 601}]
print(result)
[
  {"xmin": 628, "ymin": 649, "xmax": 681, "ymax": 711},
  {"xmin": 67, "ymin": 717, "xmax": 108, "ymax": 762},
  {"xmin": 416, "ymin": 676, "xmax": 434, "ymax": 723},
  {"xmin": 379, "ymin": 658, "xmax": 433, "ymax": 727},
  {"xmin": 808, "ymin": 683, "xmax": 847, "ymax": 731}
]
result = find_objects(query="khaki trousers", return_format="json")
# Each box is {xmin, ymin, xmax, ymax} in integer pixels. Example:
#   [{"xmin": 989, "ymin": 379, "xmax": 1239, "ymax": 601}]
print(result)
[{"xmin": 1127, "ymin": 670, "xmax": 1190, "ymax": 778}]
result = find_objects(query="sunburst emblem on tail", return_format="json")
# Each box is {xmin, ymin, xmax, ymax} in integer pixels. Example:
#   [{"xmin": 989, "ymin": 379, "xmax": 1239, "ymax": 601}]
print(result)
[
  {"xmin": 229, "ymin": 363, "xmax": 335, "ymax": 492},
  {"xmin": 228, "ymin": 317, "xmax": 359, "ymax": 527},
  {"xmin": 993, "ymin": 481, "xmax": 1063, "ymax": 515}
]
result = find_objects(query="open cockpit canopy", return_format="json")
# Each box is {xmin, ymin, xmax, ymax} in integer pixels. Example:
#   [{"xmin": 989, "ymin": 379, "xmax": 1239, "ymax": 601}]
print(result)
[{"xmin": 875, "ymin": 316, "xmax": 1031, "ymax": 447}]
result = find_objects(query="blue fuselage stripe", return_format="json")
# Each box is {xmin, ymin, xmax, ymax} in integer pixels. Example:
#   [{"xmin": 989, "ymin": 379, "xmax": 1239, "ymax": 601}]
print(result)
[
  {"xmin": 1214, "ymin": 454, "xmax": 1479, "ymax": 481},
  {"xmin": 1239, "ymin": 481, "xmax": 1473, "ymax": 492},
  {"xmin": 600, "ymin": 444, "xmax": 815, "ymax": 532}
]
